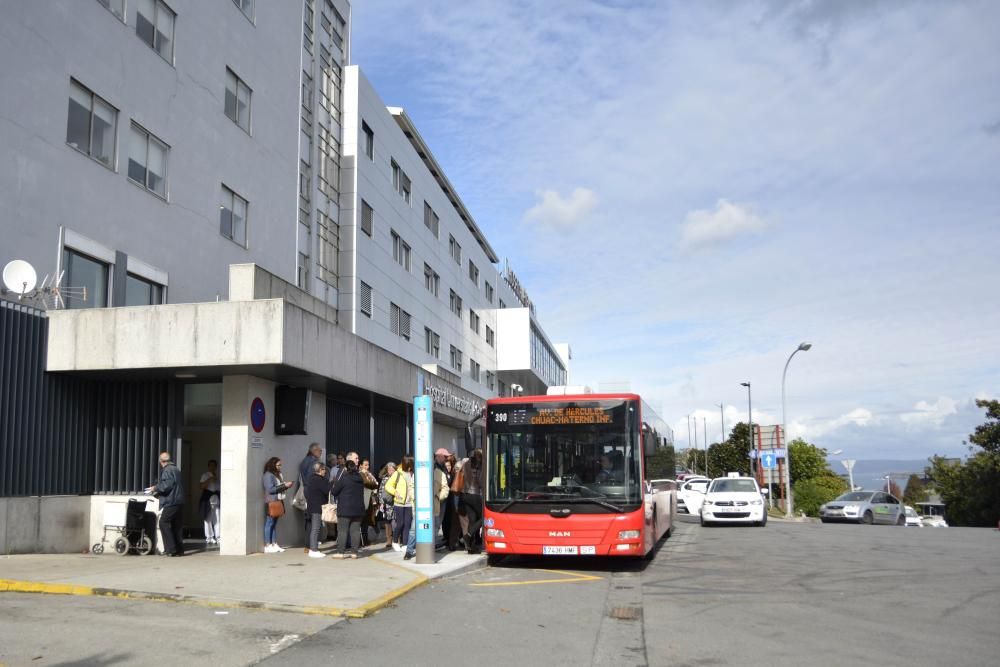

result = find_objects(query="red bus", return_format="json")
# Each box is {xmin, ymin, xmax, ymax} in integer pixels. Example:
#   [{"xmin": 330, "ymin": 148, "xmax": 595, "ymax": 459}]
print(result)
[{"xmin": 482, "ymin": 393, "xmax": 675, "ymax": 563}]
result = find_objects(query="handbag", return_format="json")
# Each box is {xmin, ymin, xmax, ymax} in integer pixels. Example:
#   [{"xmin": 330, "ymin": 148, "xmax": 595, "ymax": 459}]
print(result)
[
  {"xmin": 291, "ymin": 477, "xmax": 307, "ymax": 511},
  {"xmin": 267, "ymin": 500, "xmax": 285, "ymax": 518},
  {"xmin": 321, "ymin": 492, "xmax": 338, "ymax": 523},
  {"xmin": 450, "ymin": 465, "xmax": 465, "ymax": 494}
]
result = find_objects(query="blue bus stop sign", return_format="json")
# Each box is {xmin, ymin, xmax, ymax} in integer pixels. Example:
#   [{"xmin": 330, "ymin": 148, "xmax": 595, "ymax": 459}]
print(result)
[{"xmin": 413, "ymin": 395, "xmax": 434, "ymax": 563}]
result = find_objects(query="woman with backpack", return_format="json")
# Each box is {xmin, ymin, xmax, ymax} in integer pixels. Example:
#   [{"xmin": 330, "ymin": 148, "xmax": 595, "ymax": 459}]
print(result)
[{"xmin": 385, "ymin": 457, "xmax": 414, "ymax": 552}]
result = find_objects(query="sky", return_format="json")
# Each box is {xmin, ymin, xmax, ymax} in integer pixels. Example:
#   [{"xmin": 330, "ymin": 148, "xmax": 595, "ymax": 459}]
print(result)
[{"xmin": 351, "ymin": 0, "xmax": 1000, "ymax": 460}]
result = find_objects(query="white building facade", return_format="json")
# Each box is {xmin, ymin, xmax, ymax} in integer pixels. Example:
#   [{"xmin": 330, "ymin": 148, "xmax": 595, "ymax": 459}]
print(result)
[{"xmin": 0, "ymin": 0, "xmax": 570, "ymax": 556}]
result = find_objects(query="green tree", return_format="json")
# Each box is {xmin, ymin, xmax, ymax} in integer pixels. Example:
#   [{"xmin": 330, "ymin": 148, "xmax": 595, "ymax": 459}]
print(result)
[
  {"xmin": 902, "ymin": 474, "xmax": 928, "ymax": 506},
  {"xmin": 787, "ymin": 438, "xmax": 835, "ymax": 485},
  {"xmin": 706, "ymin": 422, "xmax": 753, "ymax": 477},
  {"xmin": 646, "ymin": 445, "xmax": 676, "ymax": 479},
  {"xmin": 794, "ymin": 476, "xmax": 848, "ymax": 517},
  {"xmin": 924, "ymin": 400, "xmax": 1000, "ymax": 526},
  {"xmin": 969, "ymin": 399, "xmax": 1000, "ymax": 455}
]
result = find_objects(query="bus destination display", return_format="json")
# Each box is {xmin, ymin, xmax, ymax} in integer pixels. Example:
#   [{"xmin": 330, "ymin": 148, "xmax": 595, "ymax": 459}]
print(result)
[{"xmin": 492, "ymin": 404, "xmax": 618, "ymax": 427}]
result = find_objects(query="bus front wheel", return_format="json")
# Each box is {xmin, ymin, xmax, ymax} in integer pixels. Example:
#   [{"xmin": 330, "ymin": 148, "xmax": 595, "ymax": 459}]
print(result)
[{"xmin": 487, "ymin": 553, "xmax": 505, "ymax": 567}]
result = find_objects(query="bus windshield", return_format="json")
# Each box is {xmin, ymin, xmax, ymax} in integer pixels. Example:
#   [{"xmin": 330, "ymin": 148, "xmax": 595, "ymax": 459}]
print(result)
[{"xmin": 486, "ymin": 399, "xmax": 642, "ymax": 511}]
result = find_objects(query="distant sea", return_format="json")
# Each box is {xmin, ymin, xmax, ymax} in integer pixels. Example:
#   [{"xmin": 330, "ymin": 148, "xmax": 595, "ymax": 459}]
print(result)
[{"xmin": 829, "ymin": 459, "xmax": 929, "ymax": 491}]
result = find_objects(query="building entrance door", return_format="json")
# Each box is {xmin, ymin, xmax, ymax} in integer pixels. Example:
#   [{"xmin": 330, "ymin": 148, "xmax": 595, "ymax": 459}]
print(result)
[{"xmin": 180, "ymin": 383, "xmax": 223, "ymax": 550}]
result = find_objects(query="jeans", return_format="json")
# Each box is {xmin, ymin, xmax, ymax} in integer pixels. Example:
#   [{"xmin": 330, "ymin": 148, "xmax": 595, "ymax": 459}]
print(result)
[
  {"xmin": 337, "ymin": 516, "xmax": 362, "ymax": 555},
  {"xmin": 309, "ymin": 513, "xmax": 322, "ymax": 551},
  {"xmin": 460, "ymin": 493, "xmax": 483, "ymax": 549},
  {"xmin": 393, "ymin": 506, "xmax": 413, "ymax": 546},
  {"xmin": 159, "ymin": 504, "xmax": 185, "ymax": 555},
  {"xmin": 264, "ymin": 514, "xmax": 278, "ymax": 544}
]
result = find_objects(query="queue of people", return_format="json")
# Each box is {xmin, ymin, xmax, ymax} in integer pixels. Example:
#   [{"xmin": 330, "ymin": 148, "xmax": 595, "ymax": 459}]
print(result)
[{"xmin": 260, "ymin": 443, "xmax": 485, "ymax": 559}]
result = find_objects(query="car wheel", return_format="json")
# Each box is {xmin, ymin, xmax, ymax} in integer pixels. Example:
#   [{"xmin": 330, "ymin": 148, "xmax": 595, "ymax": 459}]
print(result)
[
  {"xmin": 760, "ymin": 514, "xmax": 767, "ymax": 527},
  {"xmin": 896, "ymin": 514, "xmax": 905, "ymax": 526},
  {"xmin": 861, "ymin": 511, "xmax": 873, "ymax": 525},
  {"xmin": 700, "ymin": 512, "xmax": 707, "ymax": 527},
  {"xmin": 820, "ymin": 518, "xmax": 829, "ymax": 524}
]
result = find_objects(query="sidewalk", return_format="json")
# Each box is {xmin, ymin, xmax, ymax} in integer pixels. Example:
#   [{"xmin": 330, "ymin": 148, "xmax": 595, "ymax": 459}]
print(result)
[{"xmin": 0, "ymin": 542, "xmax": 484, "ymax": 618}]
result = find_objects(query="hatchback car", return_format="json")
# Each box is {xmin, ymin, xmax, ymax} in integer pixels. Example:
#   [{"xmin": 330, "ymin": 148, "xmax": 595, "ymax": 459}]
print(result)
[
  {"xmin": 819, "ymin": 491, "xmax": 904, "ymax": 525},
  {"xmin": 921, "ymin": 515, "xmax": 949, "ymax": 528},
  {"xmin": 677, "ymin": 477, "xmax": 711, "ymax": 515},
  {"xmin": 904, "ymin": 505, "xmax": 923, "ymax": 527},
  {"xmin": 700, "ymin": 477, "xmax": 767, "ymax": 526}
]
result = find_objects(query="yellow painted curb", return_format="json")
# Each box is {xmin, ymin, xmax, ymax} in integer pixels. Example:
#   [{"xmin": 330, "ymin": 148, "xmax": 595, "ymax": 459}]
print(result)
[
  {"xmin": 0, "ymin": 575, "xmax": 425, "ymax": 619},
  {"xmin": 348, "ymin": 573, "xmax": 428, "ymax": 618}
]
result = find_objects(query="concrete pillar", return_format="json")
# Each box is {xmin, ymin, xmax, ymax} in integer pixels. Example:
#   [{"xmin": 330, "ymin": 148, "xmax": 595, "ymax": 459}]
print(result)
[
  {"xmin": 219, "ymin": 374, "xmax": 326, "ymax": 556},
  {"xmin": 220, "ymin": 375, "xmax": 255, "ymax": 556}
]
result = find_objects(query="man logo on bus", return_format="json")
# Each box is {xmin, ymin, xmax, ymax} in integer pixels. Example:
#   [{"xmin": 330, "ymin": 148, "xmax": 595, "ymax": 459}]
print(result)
[{"xmin": 549, "ymin": 531, "xmax": 571, "ymax": 537}]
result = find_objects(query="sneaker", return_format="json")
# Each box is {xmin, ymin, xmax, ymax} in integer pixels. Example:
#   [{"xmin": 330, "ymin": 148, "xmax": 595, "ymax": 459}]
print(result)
[
  {"xmin": 308, "ymin": 550, "xmax": 326, "ymax": 559},
  {"xmin": 276, "ymin": 545, "xmax": 286, "ymax": 552},
  {"xmin": 264, "ymin": 544, "xmax": 276, "ymax": 553},
  {"xmin": 391, "ymin": 543, "xmax": 402, "ymax": 552}
]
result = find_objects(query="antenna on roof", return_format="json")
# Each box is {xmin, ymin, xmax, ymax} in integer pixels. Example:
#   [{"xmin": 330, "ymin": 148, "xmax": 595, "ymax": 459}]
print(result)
[{"xmin": 2, "ymin": 259, "xmax": 88, "ymax": 309}]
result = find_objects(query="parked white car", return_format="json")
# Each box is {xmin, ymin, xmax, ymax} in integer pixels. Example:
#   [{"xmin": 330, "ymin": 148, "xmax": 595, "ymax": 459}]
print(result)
[
  {"xmin": 904, "ymin": 506, "xmax": 923, "ymax": 527},
  {"xmin": 700, "ymin": 476, "xmax": 768, "ymax": 527},
  {"xmin": 677, "ymin": 477, "xmax": 711, "ymax": 515},
  {"xmin": 921, "ymin": 515, "xmax": 949, "ymax": 527}
]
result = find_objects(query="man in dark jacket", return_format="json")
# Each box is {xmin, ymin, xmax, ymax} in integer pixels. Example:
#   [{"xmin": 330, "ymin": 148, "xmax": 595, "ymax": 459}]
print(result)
[
  {"xmin": 146, "ymin": 452, "xmax": 185, "ymax": 556},
  {"xmin": 305, "ymin": 462, "xmax": 331, "ymax": 558},
  {"xmin": 297, "ymin": 443, "xmax": 323, "ymax": 553},
  {"xmin": 331, "ymin": 459, "xmax": 376, "ymax": 558}
]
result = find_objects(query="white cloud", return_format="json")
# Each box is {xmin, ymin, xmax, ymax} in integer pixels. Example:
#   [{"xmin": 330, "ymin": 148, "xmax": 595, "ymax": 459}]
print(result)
[
  {"xmin": 353, "ymin": 1, "xmax": 1000, "ymax": 461},
  {"xmin": 678, "ymin": 199, "xmax": 768, "ymax": 251},
  {"xmin": 523, "ymin": 188, "xmax": 599, "ymax": 227},
  {"xmin": 900, "ymin": 397, "xmax": 959, "ymax": 426}
]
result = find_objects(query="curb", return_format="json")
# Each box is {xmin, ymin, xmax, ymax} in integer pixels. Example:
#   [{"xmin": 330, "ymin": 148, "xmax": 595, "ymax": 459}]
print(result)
[
  {"xmin": 373, "ymin": 552, "xmax": 487, "ymax": 580},
  {"xmin": 0, "ymin": 575, "xmax": 427, "ymax": 619}
]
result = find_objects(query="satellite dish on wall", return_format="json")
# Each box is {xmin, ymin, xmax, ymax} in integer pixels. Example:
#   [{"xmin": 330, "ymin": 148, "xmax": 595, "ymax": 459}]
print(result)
[{"xmin": 2, "ymin": 259, "xmax": 37, "ymax": 295}]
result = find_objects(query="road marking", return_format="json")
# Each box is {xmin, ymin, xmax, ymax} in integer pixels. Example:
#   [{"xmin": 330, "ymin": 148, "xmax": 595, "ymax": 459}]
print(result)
[{"xmin": 469, "ymin": 569, "xmax": 603, "ymax": 587}]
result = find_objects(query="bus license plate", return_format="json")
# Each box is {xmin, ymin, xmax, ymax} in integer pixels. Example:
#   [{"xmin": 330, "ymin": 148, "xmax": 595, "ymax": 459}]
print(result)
[{"xmin": 543, "ymin": 546, "xmax": 578, "ymax": 555}]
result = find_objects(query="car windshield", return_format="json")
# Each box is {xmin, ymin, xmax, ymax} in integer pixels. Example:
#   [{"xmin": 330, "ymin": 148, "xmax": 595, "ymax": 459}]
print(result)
[
  {"xmin": 837, "ymin": 491, "xmax": 873, "ymax": 502},
  {"xmin": 905, "ymin": 507, "xmax": 918, "ymax": 517},
  {"xmin": 708, "ymin": 479, "xmax": 758, "ymax": 493}
]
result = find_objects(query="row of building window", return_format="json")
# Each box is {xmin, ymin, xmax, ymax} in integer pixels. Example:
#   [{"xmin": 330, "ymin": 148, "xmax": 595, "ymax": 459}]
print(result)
[
  {"xmin": 360, "ymin": 118, "xmax": 496, "ymax": 303},
  {"xmin": 96, "ymin": 0, "xmax": 177, "ymax": 64},
  {"xmin": 68, "ymin": 74, "xmax": 252, "ymax": 247},
  {"xmin": 359, "ymin": 280, "xmax": 495, "ymax": 388},
  {"xmin": 61, "ymin": 247, "xmax": 164, "ymax": 310}
]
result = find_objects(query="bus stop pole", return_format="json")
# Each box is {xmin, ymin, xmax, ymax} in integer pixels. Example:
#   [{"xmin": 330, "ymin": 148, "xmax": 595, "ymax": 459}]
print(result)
[{"xmin": 413, "ymin": 394, "xmax": 435, "ymax": 565}]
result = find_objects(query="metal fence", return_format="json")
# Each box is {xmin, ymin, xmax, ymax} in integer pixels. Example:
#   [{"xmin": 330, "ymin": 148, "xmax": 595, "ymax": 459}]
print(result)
[{"xmin": 0, "ymin": 300, "xmax": 174, "ymax": 496}]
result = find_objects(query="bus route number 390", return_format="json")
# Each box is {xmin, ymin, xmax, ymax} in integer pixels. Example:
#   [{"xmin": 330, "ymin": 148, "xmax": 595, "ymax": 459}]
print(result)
[{"xmin": 493, "ymin": 412, "xmax": 508, "ymax": 423}]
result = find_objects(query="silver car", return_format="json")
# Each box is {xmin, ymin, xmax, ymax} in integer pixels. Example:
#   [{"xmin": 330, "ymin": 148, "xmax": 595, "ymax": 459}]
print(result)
[{"xmin": 820, "ymin": 490, "xmax": 905, "ymax": 525}]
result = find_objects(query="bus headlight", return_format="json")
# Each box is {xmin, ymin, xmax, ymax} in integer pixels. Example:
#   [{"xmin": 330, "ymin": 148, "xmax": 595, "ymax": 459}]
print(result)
[
  {"xmin": 618, "ymin": 530, "xmax": 640, "ymax": 540},
  {"xmin": 486, "ymin": 528, "xmax": 505, "ymax": 538}
]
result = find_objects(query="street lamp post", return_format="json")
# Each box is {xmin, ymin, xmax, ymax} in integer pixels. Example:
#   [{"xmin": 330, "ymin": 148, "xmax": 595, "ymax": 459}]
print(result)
[
  {"xmin": 740, "ymin": 382, "xmax": 752, "ymax": 480},
  {"xmin": 781, "ymin": 342, "xmax": 812, "ymax": 518}
]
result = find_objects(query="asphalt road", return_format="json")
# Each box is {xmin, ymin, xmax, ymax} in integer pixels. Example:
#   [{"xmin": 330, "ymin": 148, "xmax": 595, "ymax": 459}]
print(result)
[
  {"xmin": 264, "ymin": 518, "xmax": 1000, "ymax": 667},
  {"xmin": 3, "ymin": 519, "xmax": 998, "ymax": 666},
  {"xmin": 0, "ymin": 593, "xmax": 338, "ymax": 666}
]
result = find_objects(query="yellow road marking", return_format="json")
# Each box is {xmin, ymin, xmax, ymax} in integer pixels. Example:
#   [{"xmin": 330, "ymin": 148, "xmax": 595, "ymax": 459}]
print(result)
[{"xmin": 470, "ymin": 569, "xmax": 603, "ymax": 587}]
